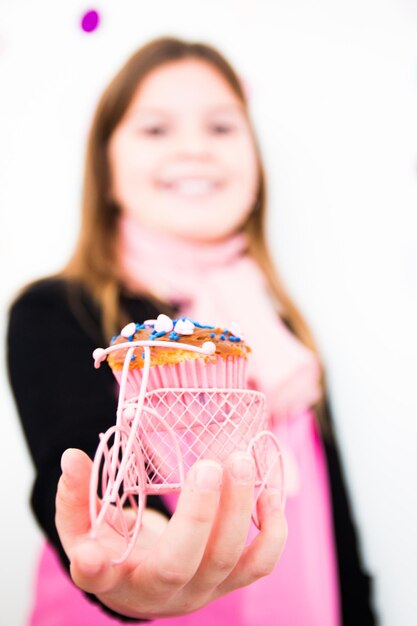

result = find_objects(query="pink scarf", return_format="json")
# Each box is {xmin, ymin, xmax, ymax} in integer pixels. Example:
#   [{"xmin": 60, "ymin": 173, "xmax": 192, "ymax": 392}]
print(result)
[{"xmin": 118, "ymin": 213, "xmax": 322, "ymax": 424}]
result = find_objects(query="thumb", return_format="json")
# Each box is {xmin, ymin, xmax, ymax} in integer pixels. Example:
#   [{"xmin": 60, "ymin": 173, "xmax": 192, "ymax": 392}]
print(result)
[
  {"xmin": 55, "ymin": 448, "xmax": 93, "ymax": 553},
  {"xmin": 56, "ymin": 448, "xmax": 120, "ymax": 595}
]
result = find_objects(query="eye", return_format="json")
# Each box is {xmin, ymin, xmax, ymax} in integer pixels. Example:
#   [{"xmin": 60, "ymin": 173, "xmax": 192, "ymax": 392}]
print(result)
[
  {"xmin": 141, "ymin": 126, "xmax": 167, "ymax": 136},
  {"xmin": 210, "ymin": 123, "xmax": 235, "ymax": 135}
]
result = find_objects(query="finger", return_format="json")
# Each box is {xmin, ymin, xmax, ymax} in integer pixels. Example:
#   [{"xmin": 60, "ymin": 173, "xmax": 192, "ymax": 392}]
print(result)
[
  {"xmin": 218, "ymin": 488, "xmax": 287, "ymax": 594},
  {"xmin": 187, "ymin": 452, "xmax": 255, "ymax": 592},
  {"xmin": 69, "ymin": 537, "xmax": 120, "ymax": 594},
  {"xmin": 136, "ymin": 459, "xmax": 223, "ymax": 596},
  {"xmin": 55, "ymin": 448, "xmax": 94, "ymax": 553},
  {"xmin": 56, "ymin": 448, "xmax": 122, "ymax": 594}
]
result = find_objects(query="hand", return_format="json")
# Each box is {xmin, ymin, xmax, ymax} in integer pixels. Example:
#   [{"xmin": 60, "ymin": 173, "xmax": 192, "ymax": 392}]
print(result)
[{"xmin": 56, "ymin": 448, "xmax": 287, "ymax": 619}]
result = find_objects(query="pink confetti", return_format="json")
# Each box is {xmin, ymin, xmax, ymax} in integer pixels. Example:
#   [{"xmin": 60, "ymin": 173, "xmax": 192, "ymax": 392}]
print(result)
[{"xmin": 81, "ymin": 9, "xmax": 100, "ymax": 33}]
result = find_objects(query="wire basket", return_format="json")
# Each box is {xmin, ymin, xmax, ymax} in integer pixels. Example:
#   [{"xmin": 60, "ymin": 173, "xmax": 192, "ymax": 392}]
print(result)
[{"xmin": 89, "ymin": 337, "xmax": 285, "ymax": 563}]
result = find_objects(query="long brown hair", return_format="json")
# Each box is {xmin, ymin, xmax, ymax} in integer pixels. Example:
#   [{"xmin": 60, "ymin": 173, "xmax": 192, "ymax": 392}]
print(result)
[{"xmin": 60, "ymin": 36, "xmax": 329, "ymax": 430}]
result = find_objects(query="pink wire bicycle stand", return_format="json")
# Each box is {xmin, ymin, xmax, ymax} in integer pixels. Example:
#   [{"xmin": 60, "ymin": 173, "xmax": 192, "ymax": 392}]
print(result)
[{"xmin": 89, "ymin": 339, "xmax": 285, "ymax": 563}]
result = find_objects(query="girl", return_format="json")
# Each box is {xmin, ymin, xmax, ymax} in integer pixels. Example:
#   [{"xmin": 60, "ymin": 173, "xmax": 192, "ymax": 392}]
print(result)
[{"xmin": 7, "ymin": 36, "xmax": 375, "ymax": 625}]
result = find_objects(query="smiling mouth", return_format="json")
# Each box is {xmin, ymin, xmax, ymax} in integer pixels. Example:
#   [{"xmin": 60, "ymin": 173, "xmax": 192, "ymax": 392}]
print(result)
[{"xmin": 157, "ymin": 178, "xmax": 224, "ymax": 197}]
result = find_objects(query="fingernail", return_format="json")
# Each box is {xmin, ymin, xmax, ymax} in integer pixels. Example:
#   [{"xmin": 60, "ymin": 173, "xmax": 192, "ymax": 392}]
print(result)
[
  {"xmin": 230, "ymin": 454, "xmax": 255, "ymax": 483},
  {"xmin": 60, "ymin": 449, "xmax": 75, "ymax": 477},
  {"xmin": 268, "ymin": 488, "xmax": 282, "ymax": 511},
  {"xmin": 192, "ymin": 461, "xmax": 223, "ymax": 491}
]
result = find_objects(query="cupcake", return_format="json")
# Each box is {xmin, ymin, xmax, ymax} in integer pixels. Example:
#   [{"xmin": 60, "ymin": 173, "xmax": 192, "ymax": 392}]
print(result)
[
  {"xmin": 105, "ymin": 314, "xmax": 250, "ymax": 399},
  {"xmin": 93, "ymin": 315, "xmax": 263, "ymax": 484}
]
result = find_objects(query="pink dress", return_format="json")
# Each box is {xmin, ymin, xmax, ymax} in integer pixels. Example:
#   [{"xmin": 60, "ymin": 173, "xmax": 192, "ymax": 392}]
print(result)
[{"xmin": 29, "ymin": 410, "xmax": 340, "ymax": 626}]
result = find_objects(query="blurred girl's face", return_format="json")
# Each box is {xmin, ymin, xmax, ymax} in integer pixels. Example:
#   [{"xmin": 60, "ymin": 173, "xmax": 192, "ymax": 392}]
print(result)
[{"xmin": 108, "ymin": 59, "xmax": 259, "ymax": 242}]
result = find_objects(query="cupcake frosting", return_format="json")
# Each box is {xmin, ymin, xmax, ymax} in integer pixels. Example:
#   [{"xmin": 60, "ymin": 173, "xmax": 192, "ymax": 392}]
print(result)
[{"xmin": 107, "ymin": 315, "xmax": 250, "ymax": 371}]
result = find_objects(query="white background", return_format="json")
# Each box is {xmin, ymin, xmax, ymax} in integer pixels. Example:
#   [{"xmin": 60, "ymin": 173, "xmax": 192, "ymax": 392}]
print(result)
[{"xmin": 1, "ymin": 1, "xmax": 416, "ymax": 624}]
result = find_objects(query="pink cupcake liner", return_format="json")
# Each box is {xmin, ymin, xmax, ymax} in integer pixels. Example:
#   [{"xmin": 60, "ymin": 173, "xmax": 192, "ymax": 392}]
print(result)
[{"xmin": 113, "ymin": 355, "xmax": 247, "ymax": 400}]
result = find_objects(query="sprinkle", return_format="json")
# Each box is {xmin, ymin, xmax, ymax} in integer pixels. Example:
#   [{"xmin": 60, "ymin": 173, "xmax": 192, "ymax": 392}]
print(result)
[
  {"xmin": 220, "ymin": 334, "xmax": 226, "ymax": 340},
  {"xmin": 149, "ymin": 330, "xmax": 167, "ymax": 340},
  {"xmin": 169, "ymin": 331, "xmax": 180, "ymax": 340},
  {"xmin": 130, "ymin": 354, "xmax": 136, "ymax": 361},
  {"xmin": 229, "ymin": 322, "xmax": 244, "ymax": 340},
  {"xmin": 128, "ymin": 335, "xmax": 134, "ymax": 342},
  {"xmin": 141, "ymin": 352, "xmax": 145, "ymax": 358},
  {"xmin": 121, "ymin": 322, "xmax": 137, "ymax": 338},
  {"xmin": 136, "ymin": 323, "xmax": 146, "ymax": 331},
  {"xmin": 174, "ymin": 319, "xmax": 195, "ymax": 335},
  {"xmin": 210, "ymin": 332, "xmax": 215, "ymax": 338},
  {"xmin": 155, "ymin": 314, "xmax": 174, "ymax": 333},
  {"xmin": 229, "ymin": 336, "xmax": 241, "ymax": 342},
  {"xmin": 110, "ymin": 335, "xmax": 118, "ymax": 344},
  {"xmin": 192, "ymin": 320, "xmax": 215, "ymax": 329}
]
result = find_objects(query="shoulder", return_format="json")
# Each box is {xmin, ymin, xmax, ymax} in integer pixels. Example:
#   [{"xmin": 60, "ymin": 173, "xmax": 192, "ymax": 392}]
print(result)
[
  {"xmin": 6, "ymin": 278, "xmax": 106, "ymax": 399},
  {"xmin": 9, "ymin": 277, "xmax": 77, "ymax": 317},
  {"xmin": 8, "ymin": 277, "xmax": 174, "ymax": 346},
  {"xmin": 8, "ymin": 276, "xmax": 89, "ymax": 321},
  {"xmin": 7, "ymin": 276, "xmax": 104, "ymax": 348},
  {"xmin": 8, "ymin": 277, "xmax": 167, "ymax": 344},
  {"xmin": 8, "ymin": 277, "xmax": 72, "ymax": 327}
]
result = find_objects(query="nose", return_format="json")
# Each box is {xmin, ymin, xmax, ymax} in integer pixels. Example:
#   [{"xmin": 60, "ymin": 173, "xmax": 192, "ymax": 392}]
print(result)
[{"xmin": 174, "ymin": 128, "xmax": 212, "ymax": 160}]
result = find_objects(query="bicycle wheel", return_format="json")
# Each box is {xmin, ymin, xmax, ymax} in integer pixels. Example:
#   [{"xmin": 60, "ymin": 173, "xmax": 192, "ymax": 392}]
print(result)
[
  {"xmin": 247, "ymin": 430, "xmax": 285, "ymax": 529},
  {"xmin": 89, "ymin": 425, "xmax": 147, "ymax": 563}
]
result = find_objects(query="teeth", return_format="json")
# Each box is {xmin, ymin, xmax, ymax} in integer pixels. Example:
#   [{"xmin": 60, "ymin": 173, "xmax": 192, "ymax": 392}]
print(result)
[{"xmin": 162, "ymin": 179, "xmax": 218, "ymax": 195}]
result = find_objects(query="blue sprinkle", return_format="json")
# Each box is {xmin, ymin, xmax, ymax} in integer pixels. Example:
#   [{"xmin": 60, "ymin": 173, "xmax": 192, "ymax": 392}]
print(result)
[
  {"xmin": 220, "ymin": 334, "xmax": 226, "ymax": 340},
  {"xmin": 223, "ymin": 329, "xmax": 229, "ymax": 334},
  {"xmin": 153, "ymin": 330, "xmax": 167, "ymax": 339},
  {"xmin": 229, "ymin": 336, "xmax": 241, "ymax": 342},
  {"xmin": 136, "ymin": 323, "xmax": 146, "ymax": 331},
  {"xmin": 141, "ymin": 352, "xmax": 145, "ymax": 358},
  {"xmin": 130, "ymin": 354, "xmax": 136, "ymax": 361},
  {"xmin": 128, "ymin": 335, "xmax": 134, "ymax": 342},
  {"xmin": 110, "ymin": 335, "xmax": 118, "ymax": 344},
  {"xmin": 169, "ymin": 331, "xmax": 180, "ymax": 340},
  {"xmin": 210, "ymin": 332, "xmax": 215, "ymax": 338},
  {"xmin": 192, "ymin": 320, "xmax": 215, "ymax": 329}
]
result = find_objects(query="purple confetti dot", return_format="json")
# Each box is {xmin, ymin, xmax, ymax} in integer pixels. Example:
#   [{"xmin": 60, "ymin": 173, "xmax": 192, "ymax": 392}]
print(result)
[{"xmin": 81, "ymin": 10, "xmax": 100, "ymax": 33}]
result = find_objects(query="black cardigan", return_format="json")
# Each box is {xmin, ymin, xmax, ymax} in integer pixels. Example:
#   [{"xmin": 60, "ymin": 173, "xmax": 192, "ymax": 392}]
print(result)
[{"xmin": 6, "ymin": 278, "xmax": 377, "ymax": 625}]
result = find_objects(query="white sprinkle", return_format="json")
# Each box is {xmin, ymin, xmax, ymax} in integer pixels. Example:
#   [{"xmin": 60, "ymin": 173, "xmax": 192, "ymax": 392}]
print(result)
[
  {"xmin": 202, "ymin": 341, "xmax": 216, "ymax": 354},
  {"xmin": 155, "ymin": 314, "xmax": 174, "ymax": 333},
  {"xmin": 121, "ymin": 322, "xmax": 137, "ymax": 338},
  {"xmin": 174, "ymin": 318, "xmax": 195, "ymax": 335}
]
